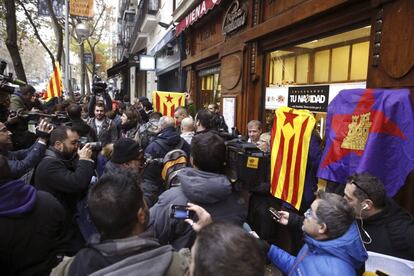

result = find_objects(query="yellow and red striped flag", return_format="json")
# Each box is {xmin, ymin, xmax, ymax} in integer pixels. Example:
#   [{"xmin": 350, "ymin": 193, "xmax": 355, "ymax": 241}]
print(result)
[
  {"xmin": 43, "ymin": 62, "xmax": 64, "ymax": 101},
  {"xmin": 270, "ymin": 107, "xmax": 316, "ymax": 210},
  {"xmin": 152, "ymin": 91, "xmax": 186, "ymax": 117}
]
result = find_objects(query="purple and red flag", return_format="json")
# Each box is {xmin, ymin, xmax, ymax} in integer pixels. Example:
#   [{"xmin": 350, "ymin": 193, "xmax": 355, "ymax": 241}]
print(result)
[{"xmin": 317, "ymin": 88, "xmax": 414, "ymax": 196}]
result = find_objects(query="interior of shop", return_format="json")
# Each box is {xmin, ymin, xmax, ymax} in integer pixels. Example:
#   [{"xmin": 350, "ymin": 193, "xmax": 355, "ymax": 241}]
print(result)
[{"xmin": 264, "ymin": 25, "xmax": 371, "ymax": 138}]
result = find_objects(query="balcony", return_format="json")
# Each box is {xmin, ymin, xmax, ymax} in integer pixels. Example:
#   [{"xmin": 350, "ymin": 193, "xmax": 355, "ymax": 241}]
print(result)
[
  {"xmin": 129, "ymin": 0, "xmax": 159, "ymax": 53},
  {"xmin": 138, "ymin": 0, "xmax": 159, "ymax": 33}
]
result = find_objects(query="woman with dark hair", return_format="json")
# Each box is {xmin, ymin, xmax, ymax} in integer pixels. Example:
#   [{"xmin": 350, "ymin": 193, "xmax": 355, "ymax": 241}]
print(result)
[{"xmin": 120, "ymin": 108, "xmax": 142, "ymax": 142}]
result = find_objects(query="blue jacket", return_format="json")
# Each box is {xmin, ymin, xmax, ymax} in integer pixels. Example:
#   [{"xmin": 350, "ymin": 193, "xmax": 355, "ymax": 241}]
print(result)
[
  {"xmin": 1, "ymin": 141, "xmax": 47, "ymax": 179},
  {"xmin": 268, "ymin": 222, "xmax": 367, "ymax": 276},
  {"xmin": 144, "ymin": 126, "xmax": 190, "ymax": 158}
]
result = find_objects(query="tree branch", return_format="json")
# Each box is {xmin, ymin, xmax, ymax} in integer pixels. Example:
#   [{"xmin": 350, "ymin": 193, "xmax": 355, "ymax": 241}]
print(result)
[{"xmin": 17, "ymin": 0, "xmax": 55, "ymax": 67}]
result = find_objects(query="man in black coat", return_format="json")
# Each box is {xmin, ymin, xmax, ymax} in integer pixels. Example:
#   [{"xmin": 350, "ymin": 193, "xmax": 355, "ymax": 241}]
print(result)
[
  {"xmin": 0, "ymin": 156, "xmax": 65, "ymax": 275},
  {"xmin": 343, "ymin": 172, "xmax": 414, "ymax": 260},
  {"xmin": 35, "ymin": 126, "xmax": 95, "ymax": 255}
]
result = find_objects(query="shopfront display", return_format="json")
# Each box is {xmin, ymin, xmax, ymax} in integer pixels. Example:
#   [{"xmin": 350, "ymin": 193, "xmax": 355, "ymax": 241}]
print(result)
[{"xmin": 264, "ymin": 26, "xmax": 370, "ymax": 138}]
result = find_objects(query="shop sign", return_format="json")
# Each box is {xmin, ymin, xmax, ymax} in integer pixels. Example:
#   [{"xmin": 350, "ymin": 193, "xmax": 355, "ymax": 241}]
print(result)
[
  {"xmin": 84, "ymin": 53, "xmax": 92, "ymax": 64},
  {"xmin": 288, "ymin": 85, "xmax": 329, "ymax": 112},
  {"xmin": 222, "ymin": 0, "xmax": 247, "ymax": 36},
  {"xmin": 70, "ymin": 0, "xmax": 94, "ymax": 18},
  {"xmin": 176, "ymin": 0, "xmax": 221, "ymax": 37},
  {"xmin": 265, "ymin": 87, "xmax": 288, "ymax": 110}
]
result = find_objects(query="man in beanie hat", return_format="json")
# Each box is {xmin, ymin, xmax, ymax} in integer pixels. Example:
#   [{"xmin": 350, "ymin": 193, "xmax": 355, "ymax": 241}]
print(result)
[
  {"xmin": 105, "ymin": 138, "xmax": 145, "ymax": 172},
  {"xmin": 103, "ymin": 138, "xmax": 161, "ymax": 207}
]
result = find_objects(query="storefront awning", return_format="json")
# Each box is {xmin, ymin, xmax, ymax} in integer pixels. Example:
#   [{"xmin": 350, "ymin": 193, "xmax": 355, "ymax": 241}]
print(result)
[
  {"xmin": 107, "ymin": 58, "xmax": 129, "ymax": 78},
  {"xmin": 148, "ymin": 28, "xmax": 176, "ymax": 56}
]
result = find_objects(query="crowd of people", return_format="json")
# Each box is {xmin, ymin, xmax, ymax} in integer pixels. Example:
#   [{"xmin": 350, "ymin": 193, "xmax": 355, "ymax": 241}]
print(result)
[{"xmin": 0, "ymin": 84, "xmax": 413, "ymax": 276}]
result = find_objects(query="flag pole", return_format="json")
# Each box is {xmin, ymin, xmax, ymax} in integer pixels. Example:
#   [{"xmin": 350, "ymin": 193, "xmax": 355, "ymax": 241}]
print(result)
[{"xmin": 64, "ymin": 0, "xmax": 70, "ymax": 97}]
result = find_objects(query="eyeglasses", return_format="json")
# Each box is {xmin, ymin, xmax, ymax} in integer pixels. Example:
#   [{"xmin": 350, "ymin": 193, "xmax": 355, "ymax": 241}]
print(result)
[
  {"xmin": 304, "ymin": 208, "xmax": 318, "ymax": 220},
  {"xmin": 350, "ymin": 181, "xmax": 371, "ymax": 200}
]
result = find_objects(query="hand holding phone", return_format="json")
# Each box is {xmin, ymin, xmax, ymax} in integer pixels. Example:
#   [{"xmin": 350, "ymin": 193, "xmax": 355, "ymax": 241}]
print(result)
[
  {"xmin": 268, "ymin": 207, "xmax": 281, "ymax": 220},
  {"xmin": 170, "ymin": 205, "xmax": 194, "ymax": 219}
]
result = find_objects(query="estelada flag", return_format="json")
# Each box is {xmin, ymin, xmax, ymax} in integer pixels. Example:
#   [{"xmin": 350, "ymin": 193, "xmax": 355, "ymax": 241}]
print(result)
[
  {"xmin": 152, "ymin": 91, "xmax": 186, "ymax": 117},
  {"xmin": 43, "ymin": 62, "xmax": 64, "ymax": 101},
  {"xmin": 317, "ymin": 89, "xmax": 414, "ymax": 196},
  {"xmin": 270, "ymin": 107, "xmax": 315, "ymax": 210}
]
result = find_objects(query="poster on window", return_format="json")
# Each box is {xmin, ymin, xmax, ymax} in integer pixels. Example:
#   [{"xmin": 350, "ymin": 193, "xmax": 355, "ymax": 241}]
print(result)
[
  {"xmin": 222, "ymin": 97, "xmax": 236, "ymax": 132},
  {"xmin": 265, "ymin": 87, "xmax": 288, "ymax": 110},
  {"xmin": 288, "ymin": 85, "xmax": 329, "ymax": 112}
]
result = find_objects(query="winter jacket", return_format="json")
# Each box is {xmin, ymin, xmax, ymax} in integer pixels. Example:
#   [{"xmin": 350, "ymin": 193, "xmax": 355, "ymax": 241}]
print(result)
[
  {"xmin": 1, "ymin": 140, "xmax": 47, "ymax": 179},
  {"xmin": 149, "ymin": 167, "xmax": 248, "ymax": 249},
  {"xmin": 361, "ymin": 198, "xmax": 414, "ymax": 260},
  {"xmin": 120, "ymin": 123, "xmax": 141, "ymax": 142},
  {"xmin": 87, "ymin": 117, "xmax": 118, "ymax": 145},
  {"xmin": 34, "ymin": 147, "xmax": 95, "ymax": 254},
  {"xmin": 0, "ymin": 179, "xmax": 65, "ymax": 276},
  {"xmin": 145, "ymin": 126, "xmax": 190, "ymax": 158},
  {"xmin": 267, "ymin": 222, "xmax": 368, "ymax": 275},
  {"xmin": 9, "ymin": 92, "xmax": 30, "ymax": 114},
  {"xmin": 67, "ymin": 234, "xmax": 189, "ymax": 276}
]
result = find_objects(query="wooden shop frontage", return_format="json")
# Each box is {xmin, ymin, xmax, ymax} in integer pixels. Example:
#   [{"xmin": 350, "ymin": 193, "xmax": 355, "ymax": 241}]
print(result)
[{"xmin": 178, "ymin": 0, "xmax": 414, "ymax": 213}]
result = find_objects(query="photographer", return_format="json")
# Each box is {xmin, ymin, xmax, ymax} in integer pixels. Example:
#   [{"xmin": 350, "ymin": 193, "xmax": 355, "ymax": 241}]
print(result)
[
  {"xmin": 67, "ymin": 103, "xmax": 97, "ymax": 143},
  {"xmin": 8, "ymin": 85, "xmax": 38, "ymax": 149},
  {"xmin": 87, "ymin": 77, "xmax": 112, "ymax": 118},
  {"xmin": 34, "ymin": 126, "xmax": 95, "ymax": 255},
  {"xmin": 0, "ymin": 119, "xmax": 52, "ymax": 179}
]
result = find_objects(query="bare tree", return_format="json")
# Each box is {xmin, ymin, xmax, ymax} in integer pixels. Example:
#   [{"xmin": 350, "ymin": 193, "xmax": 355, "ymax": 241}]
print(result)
[{"xmin": 3, "ymin": 0, "xmax": 27, "ymax": 82}]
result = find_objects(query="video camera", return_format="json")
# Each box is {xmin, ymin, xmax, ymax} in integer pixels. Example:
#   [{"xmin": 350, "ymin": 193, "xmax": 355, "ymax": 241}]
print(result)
[
  {"xmin": 92, "ymin": 76, "xmax": 107, "ymax": 95},
  {"xmin": 19, "ymin": 111, "xmax": 70, "ymax": 128},
  {"xmin": 225, "ymin": 137, "xmax": 270, "ymax": 191},
  {"xmin": 78, "ymin": 137, "xmax": 102, "ymax": 152},
  {"xmin": 0, "ymin": 60, "xmax": 26, "ymax": 94}
]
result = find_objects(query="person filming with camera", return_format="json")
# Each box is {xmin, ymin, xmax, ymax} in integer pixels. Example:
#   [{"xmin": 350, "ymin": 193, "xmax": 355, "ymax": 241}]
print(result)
[
  {"xmin": 0, "ymin": 119, "xmax": 53, "ymax": 179},
  {"xmin": 34, "ymin": 126, "xmax": 95, "ymax": 255}
]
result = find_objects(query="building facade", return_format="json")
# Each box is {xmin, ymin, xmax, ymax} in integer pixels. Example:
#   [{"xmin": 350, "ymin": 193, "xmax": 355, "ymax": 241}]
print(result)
[{"xmin": 177, "ymin": 0, "xmax": 414, "ymax": 212}]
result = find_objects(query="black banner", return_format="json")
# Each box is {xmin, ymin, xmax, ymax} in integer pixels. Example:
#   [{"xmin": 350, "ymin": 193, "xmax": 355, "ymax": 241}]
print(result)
[{"xmin": 288, "ymin": 85, "xmax": 329, "ymax": 112}]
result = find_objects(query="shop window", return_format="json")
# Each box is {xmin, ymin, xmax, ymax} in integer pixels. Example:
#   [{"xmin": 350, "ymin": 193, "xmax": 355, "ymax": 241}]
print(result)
[
  {"xmin": 296, "ymin": 54, "xmax": 309, "ymax": 84},
  {"xmin": 314, "ymin": 50, "xmax": 330, "ymax": 83},
  {"xmin": 331, "ymin": 46, "xmax": 350, "ymax": 82},
  {"xmin": 350, "ymin": 42, "xmax": 369, "ymax": 80},
  {"xmin": 264, "ymin": 26, "xmax": 371, "ymax": 139},
  {"xmin": 198, "ymin": 68, "xmax": 221, "ymax": 108}
]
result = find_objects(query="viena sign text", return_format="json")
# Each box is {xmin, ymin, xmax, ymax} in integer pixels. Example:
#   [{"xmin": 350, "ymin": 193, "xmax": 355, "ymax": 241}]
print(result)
[{"xmin": 176, "ymin": 0, "xmax": 222, "ymax": 36}]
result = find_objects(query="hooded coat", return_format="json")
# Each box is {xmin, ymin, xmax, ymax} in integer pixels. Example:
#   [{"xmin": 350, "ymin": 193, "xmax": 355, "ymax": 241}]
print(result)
[
  {"xmin": 0, "ymin": 179, "xmax": 65, "ymax": 276},
  {"xmin": 145, "ymin": 127, "xmax": 190, "ymax": 159},
  {"xmin": 68, "ymin": 234, "xmax": 188, "ymax": 276},
  {"xmin": 149, "ymin": 167, "xmax": 247, "ymax": 249},
  {"xmin": 267, "ymin": 222, "xmax": 368, "ymax": 275}
]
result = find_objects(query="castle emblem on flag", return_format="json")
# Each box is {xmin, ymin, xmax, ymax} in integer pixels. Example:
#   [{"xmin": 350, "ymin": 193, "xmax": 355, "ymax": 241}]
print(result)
[{"xmin": 341, "ymin": 112, "xmax": 372, "ymax": 151}]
